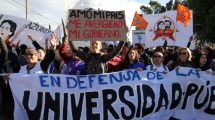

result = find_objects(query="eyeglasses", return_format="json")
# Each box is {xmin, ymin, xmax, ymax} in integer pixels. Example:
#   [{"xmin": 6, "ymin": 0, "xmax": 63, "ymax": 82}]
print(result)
[
  {"xmin": 179, "ymin": 52, "xmax": 187, "ymax": 55},
  {"xmin": 153, "ymin": 55, "xmax": 162, "ymax": 58}
]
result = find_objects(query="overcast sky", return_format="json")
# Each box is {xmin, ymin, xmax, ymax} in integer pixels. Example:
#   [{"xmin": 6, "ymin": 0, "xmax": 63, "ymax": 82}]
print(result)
[{"xmin": 0, "ymin": 0, "xmax": 170, "ymax": 30}]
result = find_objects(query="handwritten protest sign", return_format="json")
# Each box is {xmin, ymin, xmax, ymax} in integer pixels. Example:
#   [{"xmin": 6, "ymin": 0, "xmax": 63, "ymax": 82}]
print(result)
[
  {"xmin": 9, "ymin": 68, "xmax": 215, "ymax": 120},
  {"xmin": 66, "ymin": 9, "xmax": 128, "ymax": 41}
]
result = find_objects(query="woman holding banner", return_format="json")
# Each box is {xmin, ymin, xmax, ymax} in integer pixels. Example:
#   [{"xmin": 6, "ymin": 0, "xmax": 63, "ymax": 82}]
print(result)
[
  {"xmin": 119, "ymin": 47, "xmax": 145, "ymax": 71},
  {"xmin": 167, "ymin": 47, "xmax": 195, "ymax": 71},
  {"xmin": 69, "ymin": 40, "xmax": 126, "ymax": 74}
]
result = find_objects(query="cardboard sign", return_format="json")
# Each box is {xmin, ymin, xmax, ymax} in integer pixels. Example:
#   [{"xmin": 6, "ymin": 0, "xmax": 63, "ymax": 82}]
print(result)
[{"xmin": 66, "ymin": 9, "xmax": 128, "ymax": 41}]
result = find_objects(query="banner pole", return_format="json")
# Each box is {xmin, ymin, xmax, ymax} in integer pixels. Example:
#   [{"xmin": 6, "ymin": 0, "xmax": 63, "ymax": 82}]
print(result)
[{"xmin": 126, "ymin": 25, "xmax": 132, "ymax": 42}]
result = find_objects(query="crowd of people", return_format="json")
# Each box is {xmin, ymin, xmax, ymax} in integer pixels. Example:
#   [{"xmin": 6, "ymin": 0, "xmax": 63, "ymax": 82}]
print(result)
[{"xmin": 0, "ymin": 31, "xmax": 215, "ymax": 119}]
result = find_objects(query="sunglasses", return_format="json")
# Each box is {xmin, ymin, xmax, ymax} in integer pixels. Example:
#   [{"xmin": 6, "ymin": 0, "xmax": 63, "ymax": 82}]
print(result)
[{"xmin": 179, "ymin": 52, "xmax": 187, "ymax": 55}]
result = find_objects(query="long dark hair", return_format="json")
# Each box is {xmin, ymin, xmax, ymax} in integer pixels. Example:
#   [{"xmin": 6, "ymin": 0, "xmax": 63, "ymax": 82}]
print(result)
[
  {"xmin": 123, "ymin": 48, "xmax": 140, "ymax": 69},
  {"xmin": 0, "ymin": 20, "xmax": 17, "ymax": 38},
  {"xmin": 194, "ymin": 52, "xmax": 210, "ymax": 71}
]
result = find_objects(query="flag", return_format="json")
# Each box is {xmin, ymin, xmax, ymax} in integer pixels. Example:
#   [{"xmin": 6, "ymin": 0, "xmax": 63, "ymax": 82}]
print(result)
[
  {"xmin": 176, "ymin": 4, "xmax": 191, "ymax": 27},
  {"xmin": 131, "ymin": 11, "xmax": 148, "ymax": 29}
]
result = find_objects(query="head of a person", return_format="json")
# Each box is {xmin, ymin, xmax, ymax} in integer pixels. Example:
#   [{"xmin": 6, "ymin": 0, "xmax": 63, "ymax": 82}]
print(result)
[
  {"xmin": 90, "ymin": 40, "xmax": 102, "ymax": 53},
  {"xmin": 152, "ymin": 52, "xmax": 164, "ymax": 65},
  {"xmin": 164, "ymin": 20, "xmax": 171, "ymax": 28},
  {"xmin": 101, "ymin": 42, "xmax": 108, "ymax": 52},
  {"xmin": 202, "ymin": 45, "xmax": 213, "ymax": 56},
  {"xmin": 0, "ymin": 20, "xmax": 17, "ymax": 39},
  {"xmin": 125, "ymin": 48, "xmax": 140, "ymax": 63},
  {"xmin": 178, "ymin": 47, "xmax": 192, "ymax": 62},
  {"xmin": 25, "ymin": 48, "xmax": 39, "ymax": 64},
  {"xmin": 37, "ymin": 48, "xmax": 46, "ymax": 61},
  {"xmin": 154, "ymin": 46, "xmax": 165, "ymax": 54},
  {"xmin": 134, "ymin": 43, "xmax": 144, "ymax": 54},
  {"xmin": 66, "ymin": 46, "xmax": 72, "ymax": 56},
  {"xmin": 195, "ymin": 52, "xmax": 208, "ymax": 67},
  {"xmin": 107, "ymin": 44, "xmax": 114, "ymax": 53},
  {"xmin": 157, "ymin": 21, "xmax": 165, "ymax": 30},
  {"xmin": 121, "ymin": 42, "xmax": 129, "ymax": 54}
]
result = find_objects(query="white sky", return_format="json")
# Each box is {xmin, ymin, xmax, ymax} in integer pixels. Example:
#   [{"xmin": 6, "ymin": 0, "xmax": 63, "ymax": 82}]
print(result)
[{"xmin": 0, "ymin": 0, "xmax": 170, "ymax": 30}]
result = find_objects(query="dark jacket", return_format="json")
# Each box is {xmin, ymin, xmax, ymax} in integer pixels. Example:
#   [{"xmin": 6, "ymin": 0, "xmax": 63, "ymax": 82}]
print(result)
[{"xmin": 69, "ymin": 41, "xmax": 125, "ymax": 74}]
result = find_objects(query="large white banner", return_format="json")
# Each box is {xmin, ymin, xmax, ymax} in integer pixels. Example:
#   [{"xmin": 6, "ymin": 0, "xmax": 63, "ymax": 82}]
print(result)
[
  {"xmin": 144, "ymin": 11, "xmax": 194, "ymax": 49},
  {"xmin": 9, "ymin": 68, "xmax": 215, "ymax": 120},
  {"xmin": 0, "ymin": 14, "xmax": 51, "ymax": 48}
]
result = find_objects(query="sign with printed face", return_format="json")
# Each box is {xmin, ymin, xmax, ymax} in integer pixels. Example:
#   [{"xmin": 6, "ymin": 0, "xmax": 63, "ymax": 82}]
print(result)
[
  {"xmin": 0, "ymin": 14, "xmax": 51, "ymax": 48},
  {"xmin": 144, "ymin": 11, "xmax": 194, "ymax": 49}
]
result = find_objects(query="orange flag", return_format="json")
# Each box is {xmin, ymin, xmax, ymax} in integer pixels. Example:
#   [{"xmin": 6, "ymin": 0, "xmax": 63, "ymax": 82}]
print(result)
[
  {"xmin": 131, "ymin": 11, "xmax": 148, "ymax": 29},
  {"xmin": 176, "ymin": 4, "xmax": 192, "ymax": 27}
]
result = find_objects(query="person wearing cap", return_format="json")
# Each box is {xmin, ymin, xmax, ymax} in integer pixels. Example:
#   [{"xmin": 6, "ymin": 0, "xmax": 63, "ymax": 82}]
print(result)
[{"xmin": 146, "ymin": 52, "xmax": 169, "ymax": 74}]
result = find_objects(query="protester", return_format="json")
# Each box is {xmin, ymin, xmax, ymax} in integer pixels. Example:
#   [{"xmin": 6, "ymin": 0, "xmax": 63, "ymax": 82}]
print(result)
[
  {"xmin": 146, "ymin": 52, "xmax": 169, "ymax": 73},
  {"xmin": 0, "ymin": 36, "xmax": 14, "ymax": 120},
  {"xmin": 60, "ymin": 39, "xmax": 86, "ymax": 75},
  {"xmin": 19, "ymin": 34, "xmax": 56, "ymax": 74},
  {"xmin": 119, "ymin": 47, "xmax": 145, "ymax": 71},
  {"xmin": 15, "ymin": 40, "xmax": 28, "ymax": 66},
  {"xmin": 134, "ymin": 43, "xmax": 151, "ymax": 66},
  {"xmin": 167, "ymin": 47, "xmax": 195, "ymax": 70},
  {"xmin": 107, "ymin": 44, "xmax": 124, "ymax": 73},
  {"xmin": 194, "ymin": 52, "xmax": 212, "ymax": 72},
  {"xmin": 27, "ymin": 35, "xmax": 46, "ymax": 61},
  {"xmin": 69, "ymin": 40, "xmax": 125, "ymax": 74}
]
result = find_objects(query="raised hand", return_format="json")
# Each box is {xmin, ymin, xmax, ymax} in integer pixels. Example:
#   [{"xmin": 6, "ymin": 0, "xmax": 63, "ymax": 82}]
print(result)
[
  {"xmin": 50, "ymin": 33, "xmax": 57, "ymax": 50},
  {"xmin": 27, "ymin": 35, "xmax": 34, "ymax": 41}
]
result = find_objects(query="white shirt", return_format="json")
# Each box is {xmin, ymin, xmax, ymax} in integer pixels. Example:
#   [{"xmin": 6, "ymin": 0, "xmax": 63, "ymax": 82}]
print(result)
[
  {"xmin": 19, "ymin": 61, "xmax": 44, "ymax": 74},
  {"xmin": 146, "ymin": 64, "xmax": 169, "ymax": 72}
]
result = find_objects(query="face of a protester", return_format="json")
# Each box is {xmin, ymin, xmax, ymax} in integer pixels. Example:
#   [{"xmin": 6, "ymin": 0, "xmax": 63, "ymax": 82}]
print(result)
[
  {"xmin": 122, "ymin": 47, "xmax": 129, "ymax": 54},
  {"xmin": 0, "ymin": 22, "xmax": 12, "ymax": 39},
  {"xmin": 90, "ymin": 41, "xmax": 101, "ymax": 53},
  {"xmin": 37, "ymin": 49, "xmax": 45, "ymax": 61},
  {"xmin": 25, "ymin": 53, "xmax": 38, "ymax": 64},
  {"xmin": 179, "ymin": 49, "xmax": 189, "ymax": 62},
  {"xmin": 128, "ymin": 50, "xmax": 136, "ymax": 60},
  {"xmin": 66, "ymin": 47, "xmax": 72, "ymax": 56},
  {"xmin": 200, "ymin": 54, "xmax": 207, "ymax": 65},
  {"xmin": 152, "ymin": 53, "xmax": 163, "ymax": 65},
  {"xmin": 202, "ymin": 47, "xmax": 209, "ymax": 55}
]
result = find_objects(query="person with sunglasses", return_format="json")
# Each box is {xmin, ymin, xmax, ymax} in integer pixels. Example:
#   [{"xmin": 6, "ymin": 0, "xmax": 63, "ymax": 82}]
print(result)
[
  {"xmin": 146, "ymin": 52, "xmax": 169, "ymax": 74},
  {"xmin": 167, "ymin": 47, "xmax": 195, "ymax": 71}
]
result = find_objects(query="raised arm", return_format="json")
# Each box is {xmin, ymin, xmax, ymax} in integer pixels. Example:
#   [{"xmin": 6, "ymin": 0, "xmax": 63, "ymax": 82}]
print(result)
[
  {"xmin": 0, "ymin": 37, "xmax": 8, "ymax": 73},
  {"xmin": 101, "ymin": 41, "xmax": 125, "ymax": 62},
  {"xmin": 69, "ymin": 41, "xmax": 90, "ymax": 62},
  {"xmin": 40, "ymin": 33, "xmax": 56, "ymax": 72},
  {"xmin": 27, "ymin": 35, "xmax": 43, "ymax": 49}
]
